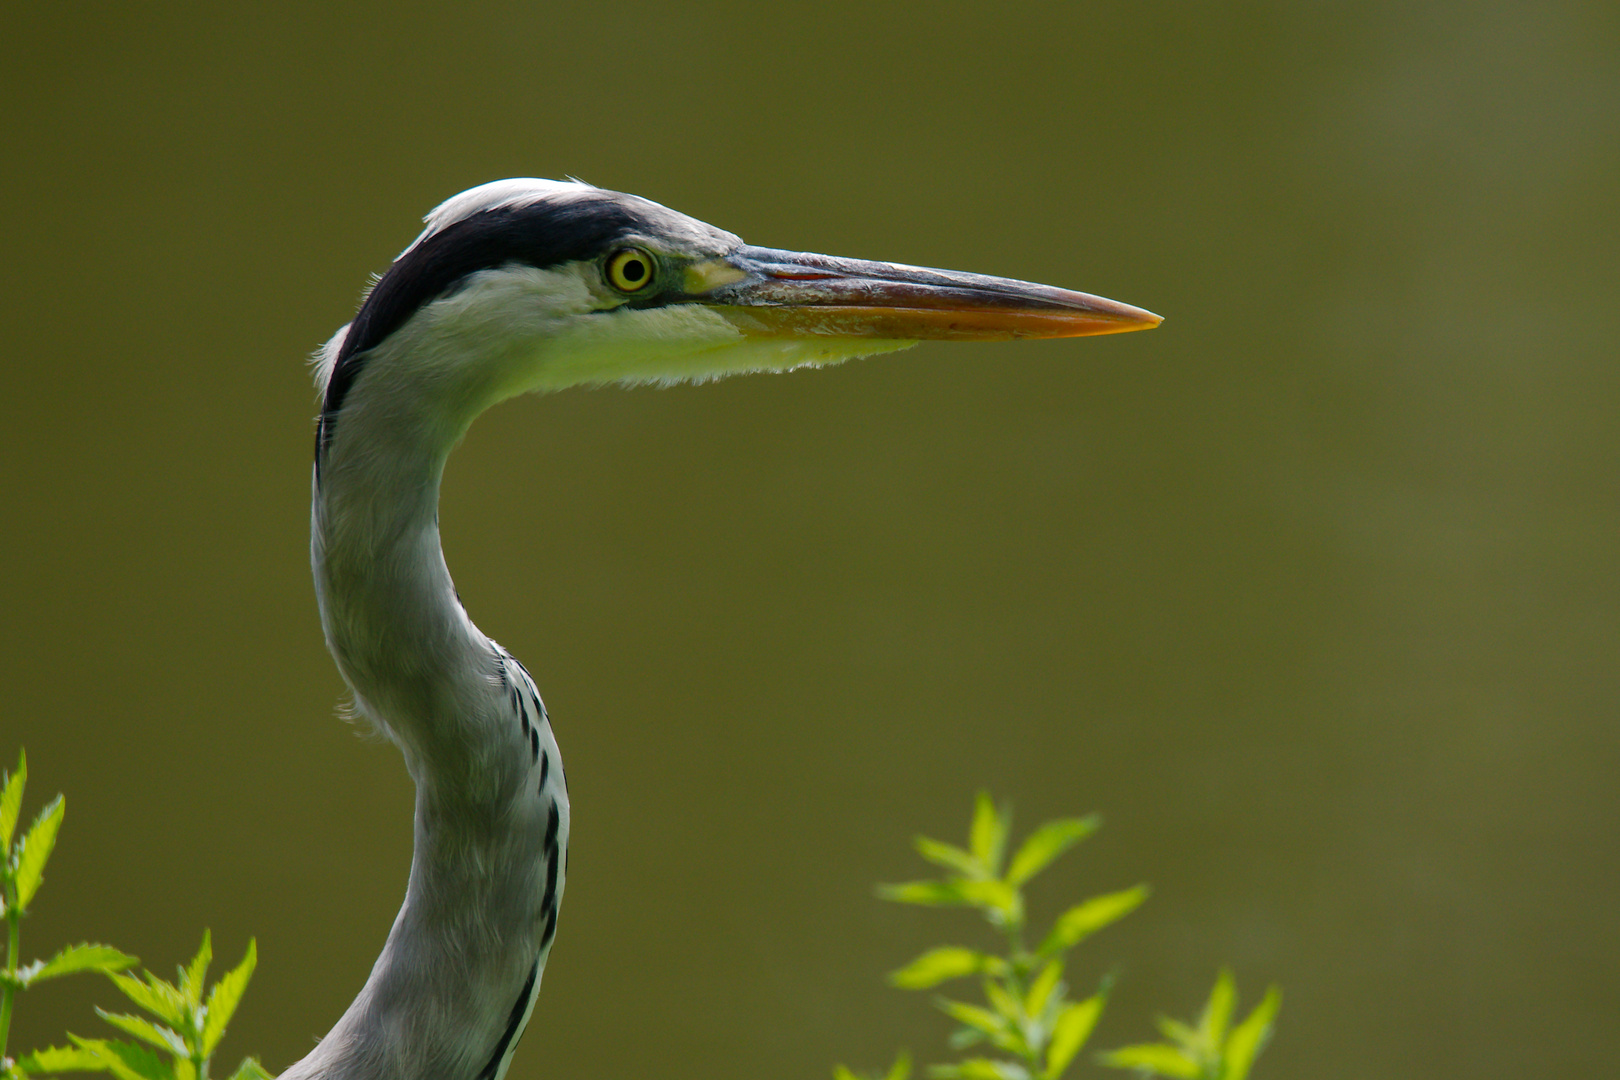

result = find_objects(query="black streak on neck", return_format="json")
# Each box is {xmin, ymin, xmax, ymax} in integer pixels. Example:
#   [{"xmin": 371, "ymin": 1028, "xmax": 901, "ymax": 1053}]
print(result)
[{"xmin": 475, "ymin": 958, "xmax": 540, "ymax": 1080}]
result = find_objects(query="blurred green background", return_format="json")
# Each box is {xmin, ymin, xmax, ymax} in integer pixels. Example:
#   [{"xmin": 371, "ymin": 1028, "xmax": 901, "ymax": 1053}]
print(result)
[{"xmin": 3, "ymin": 2, "xmax": 1616, "ymax": 1077}]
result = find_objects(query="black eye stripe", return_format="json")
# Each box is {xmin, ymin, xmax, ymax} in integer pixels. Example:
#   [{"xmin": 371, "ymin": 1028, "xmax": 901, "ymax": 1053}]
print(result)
[{"xmin": 319, "ymin": 197, "xmax": 645, "ymax": 461}]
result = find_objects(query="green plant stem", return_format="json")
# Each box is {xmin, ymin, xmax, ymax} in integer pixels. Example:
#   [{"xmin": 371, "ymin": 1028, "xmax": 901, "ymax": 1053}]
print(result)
[
  {"xmin": 191, "ymin": 998, "xmax": 208, "ymax": 1080},
  {"xmin": 993, "ymin": 918, "xmax": 1046, "ymax": 1075},
  {"xmin": 0, "ymin": 891, "xmax": 19, "ymax": 1063}
]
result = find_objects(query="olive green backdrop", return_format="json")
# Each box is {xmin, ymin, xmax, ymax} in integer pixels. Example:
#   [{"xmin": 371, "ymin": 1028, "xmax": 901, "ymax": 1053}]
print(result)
[{"xmin": 3, "ymin": 2, "xmax": 1616, "ymax": 1077}]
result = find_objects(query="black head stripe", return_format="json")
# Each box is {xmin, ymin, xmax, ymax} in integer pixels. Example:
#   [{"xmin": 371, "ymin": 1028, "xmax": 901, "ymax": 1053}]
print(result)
[{"xmin": 318, "ymin": 195, "xmax": 644, "ymax": 456}]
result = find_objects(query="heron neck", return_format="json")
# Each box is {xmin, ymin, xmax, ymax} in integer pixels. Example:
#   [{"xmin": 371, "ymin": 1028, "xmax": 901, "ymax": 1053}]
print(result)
[
  {"xmin": 310, "ymin": 382, "xmax": 491, "ymax": 771},
  {"xmin": 296, "ymin": 368, "xmax": 567, "ymax": 1080}
]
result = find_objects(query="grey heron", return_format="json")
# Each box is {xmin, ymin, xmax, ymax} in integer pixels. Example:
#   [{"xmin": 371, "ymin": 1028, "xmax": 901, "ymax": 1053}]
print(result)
[{"xmin": 290, "ymin": 178, "xmax": 1159, "ymax": 1080}]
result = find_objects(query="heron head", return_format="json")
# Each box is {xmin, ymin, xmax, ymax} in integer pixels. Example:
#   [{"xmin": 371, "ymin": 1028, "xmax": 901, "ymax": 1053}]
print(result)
[{"xmin": 314, "ymin": 179, "xmax": 1160, "ymax": 455}]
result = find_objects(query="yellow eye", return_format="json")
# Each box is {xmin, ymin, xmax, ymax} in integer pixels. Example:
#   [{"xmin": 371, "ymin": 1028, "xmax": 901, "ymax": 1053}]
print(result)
[{"xmin": 606, "ymin": 248, "xmax": 656, "ymax": 292}]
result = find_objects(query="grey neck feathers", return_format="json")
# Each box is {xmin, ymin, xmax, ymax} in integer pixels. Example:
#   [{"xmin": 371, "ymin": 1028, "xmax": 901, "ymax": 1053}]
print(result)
[{"xmin": 288, "ymin": 331, "xmax": 568, "ymax": 1080}]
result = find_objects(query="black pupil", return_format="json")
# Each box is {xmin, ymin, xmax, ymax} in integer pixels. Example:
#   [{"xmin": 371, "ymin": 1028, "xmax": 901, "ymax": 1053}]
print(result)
[{"xmin": 621, "ymin": 257, "xmax": 646, "ymax": 283}]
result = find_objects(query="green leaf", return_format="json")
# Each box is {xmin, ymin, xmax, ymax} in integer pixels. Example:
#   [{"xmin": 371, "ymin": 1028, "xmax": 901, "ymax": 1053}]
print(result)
[
  {"xmin": 914, "ymin": 836, "xmax": 983, "ymax": 877},
  {"xmin": 890, "ymin": 947, "xmax": 987, "ymax": 989},
  {"xmin": 1096, "ymin": 1043, "xmax": 1200, "ymax": 1079},
  {"xmin": 937, "ymin": 999, "xmax": 1009, "ymax": 1039},
  {"xmin": 144, "ymin": 971, "xmax": 193, "ymax": 1031},
  {"xmin": 24, "ymin": 944, "xmax": 140, "ymax": 986},
  {"xmin": 1153, "ymin": 1017, "xmax": 1197, "ymax": 1046},
  {"xmin": 223, "ymin": 1060, "xmax": 273, "ymax": 1080},
  {"xmin": 1006, "ymin": 816, "xmax": 1100, "ymax": 886},
  {"xmin": 968, "ymin": 793, "xmax": 1007, "ymax": 876},
  {"xmin": 955, "ymin": 879, "xmax": 1019, "ymax": 912},
  {"xmin": 1024, "ymin": 960, "xmax": 1064, "ymax": 1019},
  {"xmin": 1044, "ymin": 994, "xmax": 1104, "ymax": 1079},
  {"xmin": 201, "ymin": 939, "xmax": 256, "ymax": 1057},
  {"xmin": 95, "ymin": 1012, "xmax": 188, "ymax": 1059},
  {"xmin": 68, "ymin": 1037, "xmax": 173, "ymax": 1080},
  {"xmin": 14, "ymin": 794, "xmax": 65, "ymax": 910},
  {"xmin": 1197, "ymin": 968, "xmax": 1236, "ymax": 1052},
  {"xmin": 877, "ymin": 881, "xmax": 969, "ymax": 907},
  {"xmin": 1038, "ymin": 885, "xmax": 1150, "ymax": 955},
  {"xmin": 1221, "ymin": 986, "xmax": 1281, "ymax": 1080},
  {"xmin": 927, "ymin": 1059, "xmax": 1028, "ymax": 1080},
  {"xmin": 983, "ymin": 979, "xmax": 1023, "ymax": 1025},
  {"xmin": 16, "ymin": 1043, "xmax": 109, "ymax": 1074},
  {"xmin": 107, "ymin": 971, "xmax": 189, "ymax": 1030},
  {"xmin": 0, "ymin": 749, "xmax": 25, "ymax": 854},
  {"xmin": 181, "ymin": 932, "xmax": 212, "ymax": 1008}
]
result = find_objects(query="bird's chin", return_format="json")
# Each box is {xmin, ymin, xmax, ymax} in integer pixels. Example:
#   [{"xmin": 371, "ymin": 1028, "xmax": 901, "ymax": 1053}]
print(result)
[
  {"xmin": 528, "ymin": 303, "xmax": 917, "ymax": 390},
  {"xmin": 613, "ymin": 331, "xmax": 919, "ymax": 387}
]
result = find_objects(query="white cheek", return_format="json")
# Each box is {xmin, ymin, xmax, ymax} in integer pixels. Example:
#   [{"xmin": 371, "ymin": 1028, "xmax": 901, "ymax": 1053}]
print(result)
[
  {"xmin": 444, "ymin": 264, "xmax": 602, "ymax": 329},
  {"xmin": 531, "ymin": 305, "xmax": 746, "ymax": 388}
]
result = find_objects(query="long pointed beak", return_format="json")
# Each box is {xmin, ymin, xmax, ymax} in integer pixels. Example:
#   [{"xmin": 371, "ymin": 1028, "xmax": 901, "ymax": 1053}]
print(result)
[{"xmin": 688, "ymin": 245, "xmax": 1161, "ymax": 340}]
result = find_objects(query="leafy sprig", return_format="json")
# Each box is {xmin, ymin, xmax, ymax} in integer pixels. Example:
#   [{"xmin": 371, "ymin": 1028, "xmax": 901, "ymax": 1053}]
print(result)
[
  {"xmin": 17, "ymin": 931, "xmax": 270, "ymax": 1080},
  {"xmin": 1, "ymin": 751, "xmax": 140, "ymax": 1075},
  {"xmin": 840, "ymin": 794, "xmax": 1280, "ymax": 1080},
  {"xmin": 1097, "ymin": 969, "xmax": 1280, "ymax": 1080},
  {"xmin": 0, "ymin": 751, "xmax": 269, "ymax": 1080},
  {"xmin": 866, "ymin": 793, "xmax": 1148, "ymax": 1080}
]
